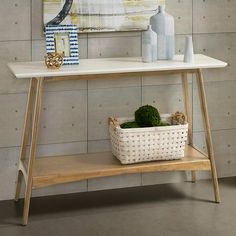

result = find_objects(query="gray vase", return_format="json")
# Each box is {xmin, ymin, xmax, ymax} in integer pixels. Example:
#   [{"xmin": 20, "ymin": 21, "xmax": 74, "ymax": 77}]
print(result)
[
  {"xmin": 150, "ymin": 5, "xmax": 175, "ymax": 60},
  {"xmin": 184, "ymin": 36, "xmax": 194, "ymax": 63},
  {"xmin": 142, "ymin": 25, "xmax": 157, "ymax": 63}
]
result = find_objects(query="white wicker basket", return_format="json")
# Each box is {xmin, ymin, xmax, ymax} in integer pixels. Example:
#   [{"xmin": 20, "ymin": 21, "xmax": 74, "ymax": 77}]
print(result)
[{"xmin": 109, "ymin": 115, "xmax": 188, "ymax": 164}]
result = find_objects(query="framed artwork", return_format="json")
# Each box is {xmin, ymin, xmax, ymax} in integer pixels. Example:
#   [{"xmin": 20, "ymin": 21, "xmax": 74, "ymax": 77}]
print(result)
[
  {"xmin": 43, "ymin": 0, "xmax": 159, "ymax": 33},
  {"xmin": 45, "ymin": 24, "xmax": 79, "ymax": 65}
]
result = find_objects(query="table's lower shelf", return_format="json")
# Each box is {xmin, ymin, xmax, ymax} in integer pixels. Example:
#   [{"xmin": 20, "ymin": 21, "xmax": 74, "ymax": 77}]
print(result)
[{"xmin": 31, "ymin": 145, "xmax": 211, "ymax": 189}]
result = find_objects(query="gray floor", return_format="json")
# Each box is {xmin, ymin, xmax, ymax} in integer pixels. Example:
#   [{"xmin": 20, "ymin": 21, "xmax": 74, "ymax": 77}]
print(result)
[{"xmin": 0, "ymin": 177, "xmax": 236, "ymax": 236}]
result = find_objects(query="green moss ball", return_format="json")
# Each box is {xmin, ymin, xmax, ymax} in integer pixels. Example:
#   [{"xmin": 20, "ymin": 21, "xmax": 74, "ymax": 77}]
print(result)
[{"xmin": 135, "ymin": 105, "xmax": 161, "ymax": 127}]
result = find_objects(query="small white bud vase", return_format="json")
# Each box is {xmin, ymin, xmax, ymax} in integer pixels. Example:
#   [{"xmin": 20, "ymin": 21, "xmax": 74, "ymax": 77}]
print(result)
[
  {"xmin": 184, "ymin": 36, "xmax": 194, "ymax": 63},
  {"xmin": 150, "ymin": 5, "xmax": 175, "ymax": 60},
  {"xmin": 142, "ymin": 25, "xmax": 157, "ymax": 63}
]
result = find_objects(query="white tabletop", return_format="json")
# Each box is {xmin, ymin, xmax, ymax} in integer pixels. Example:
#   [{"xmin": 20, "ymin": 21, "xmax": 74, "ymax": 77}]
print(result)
[{"xmin": 8, "ymin": 54, "xmax": 227, "ymax": 79}]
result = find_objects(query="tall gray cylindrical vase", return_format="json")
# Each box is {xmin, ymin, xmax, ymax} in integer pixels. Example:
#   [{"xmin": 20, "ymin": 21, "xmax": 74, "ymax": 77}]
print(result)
[
  {"xmin": 150, "ymin": 5, "xmax": 175, "ymax": 60},
  {"xmin": 142, "ymin": 25, "xmax": 157, "ymax": 63},
  {"xmin": 184, "ymin": 36, "xmax": 194, "ymax": 63}
]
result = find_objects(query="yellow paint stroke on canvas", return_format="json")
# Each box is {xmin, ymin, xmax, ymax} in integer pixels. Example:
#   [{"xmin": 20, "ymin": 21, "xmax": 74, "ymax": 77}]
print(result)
[
  {"xmin": 43, "ymin": 0, "xmax": 61, "ymax": 3},
  {"xmin": 128, "ymin": 15, "xmax": 147, "ymax": 22},
  {"xmin": 124, "ymin": 0, "xmax": 143, "ymax": 7},
  {"xmin": 70, "ymin": 3, "xmax": 80, "ymax": 25}
]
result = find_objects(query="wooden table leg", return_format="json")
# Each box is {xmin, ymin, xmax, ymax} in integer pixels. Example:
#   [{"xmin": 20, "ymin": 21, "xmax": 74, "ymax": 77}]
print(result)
[
  {"xmin": 15, "ymin": 78, "xmax": 37, "ymax": 202},
  {"xmin": 195, "ymin": 69, "xmax": 220, "ymax": 203},
  {"xmin": 181, "ymin": 72, "xmax": 196, "ymax": 183},
  {"xmin": 22, "ymin": 78, "xmax": 44, "ymax": 225}
]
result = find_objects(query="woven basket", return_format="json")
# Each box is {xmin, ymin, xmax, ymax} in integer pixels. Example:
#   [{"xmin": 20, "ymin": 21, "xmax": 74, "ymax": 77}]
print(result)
[{"xmin": 109, "ymin": 115, "xmax": 188, "ymax": 164}]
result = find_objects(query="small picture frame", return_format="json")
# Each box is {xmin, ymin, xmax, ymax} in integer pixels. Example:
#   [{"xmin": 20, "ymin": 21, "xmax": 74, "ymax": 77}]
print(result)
[{"xmin": 45, "ymin": 25, "xmax": 79, "ymax": 65}]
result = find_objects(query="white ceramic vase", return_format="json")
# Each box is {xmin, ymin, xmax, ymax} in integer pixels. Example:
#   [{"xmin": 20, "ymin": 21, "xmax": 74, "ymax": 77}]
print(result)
[{"xmin": 142, "ymin": 25, "xmax": 157, "ymax": 63}]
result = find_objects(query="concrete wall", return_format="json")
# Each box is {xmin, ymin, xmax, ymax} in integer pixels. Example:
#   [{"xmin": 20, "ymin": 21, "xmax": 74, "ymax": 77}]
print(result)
[{"xmin": 0, "ymin": 0, "xmax": 235, "ymax": 200}]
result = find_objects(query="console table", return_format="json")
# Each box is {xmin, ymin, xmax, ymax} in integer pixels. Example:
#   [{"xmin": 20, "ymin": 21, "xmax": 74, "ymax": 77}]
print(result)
[{"xmin": 8, "ymin": 54, "xmax": 227, "ymax": 225}]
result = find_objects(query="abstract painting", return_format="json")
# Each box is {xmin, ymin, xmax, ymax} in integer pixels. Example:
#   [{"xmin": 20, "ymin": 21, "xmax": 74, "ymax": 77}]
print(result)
[{"xmin": 43, "ymin": 0, "xmax": 159, "ymax": 32}]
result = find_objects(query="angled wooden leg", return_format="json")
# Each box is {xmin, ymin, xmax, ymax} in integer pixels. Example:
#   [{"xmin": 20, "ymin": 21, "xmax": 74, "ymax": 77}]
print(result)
[
  {"xmin": 181, "ymin": 72, "xmax": 196, "ymax": 183},
  {"xmin": 15, "ymin": 78, "xmax": 37, "ymax": 202},
  {"xmin": 195, "ymin": 69, "xmax": 220, "ymax": 203},
  {"xmin": 22, "ymin": 78, "xmax": 44, "ymax": 226}
]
